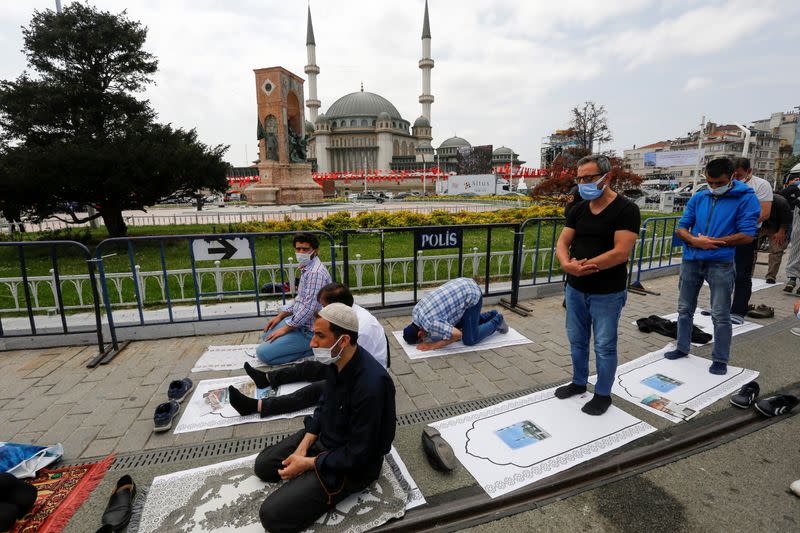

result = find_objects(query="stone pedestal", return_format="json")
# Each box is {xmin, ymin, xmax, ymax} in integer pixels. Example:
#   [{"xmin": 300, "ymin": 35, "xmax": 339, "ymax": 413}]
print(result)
[{"xmin": 247, "ymin": 66, "xmax": 323, "ymax": 206}]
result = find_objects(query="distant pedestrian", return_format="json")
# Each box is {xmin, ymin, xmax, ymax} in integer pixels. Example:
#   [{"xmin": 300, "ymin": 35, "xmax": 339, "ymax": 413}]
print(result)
[
  {"xmin": 730, "ymin": 157, "xmax": 773, "ymax": 323},
  {"xmin": 665, "ymin": 158, "xmax": 760, "ymax": 374},
  {"xmin": 780, "ymin": 173, "xmax": 800, "ymax": 294},
  {"xmin": 758, "ymin": 192, "xmax": 791, "ymax": 285},
  {"xmin": 554, "ymin": 154, "xmax": 640, "ymax": 416}
]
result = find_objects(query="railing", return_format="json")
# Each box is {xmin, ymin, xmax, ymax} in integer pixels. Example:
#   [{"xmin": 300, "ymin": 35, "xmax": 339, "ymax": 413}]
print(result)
[
  {"xmin": 1, "ymin": 217, "xmax": 685, "ymax": 351},
  {"xmin": 0, "ymin": 240, "xmax": 112, "ymax": 362}
]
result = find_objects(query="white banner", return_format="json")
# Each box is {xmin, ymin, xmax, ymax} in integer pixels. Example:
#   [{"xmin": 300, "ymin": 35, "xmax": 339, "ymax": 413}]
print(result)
[
  {"xmin": 446, "ymin": 174, "xmax": 497, "ymax": 195},
  {"xmin": 645, "ymin": 149, "xmax": 705, "ymax": 168}
]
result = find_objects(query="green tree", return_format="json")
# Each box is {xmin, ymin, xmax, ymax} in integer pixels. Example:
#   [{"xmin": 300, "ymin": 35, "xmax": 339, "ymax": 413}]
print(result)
[{"xmin": 0, "ymin": 4, "xmax": 228, "ymax": 236}]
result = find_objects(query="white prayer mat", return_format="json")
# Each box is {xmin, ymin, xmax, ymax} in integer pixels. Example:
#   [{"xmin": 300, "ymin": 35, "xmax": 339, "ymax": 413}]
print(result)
[
  {"xmin": 192, "ymin": 345, "xmax": 264, "ymax": 373},
  {"xmin": 704, "ymin": 277, "xmax": 782, "ymax": 292},
  {"xmin": 173, "ymin": 376, "xmax": 315, "ymax": 435},
  {"xmin": 131, "ymin": 448, "xmax": 417, "ymax": 533},
  {"xmin": 430, "ymin": 388, "xmax": 655, "ymax": 499},
  {"xmin": 635, "ymin": 308, "xmax": 761, "ymax": 346},
  {"xmin": 590, "ymin": 346, "xmax": 759, "ymax": 423},
  {"xmin": 392, "ymin": 327, "xmax": 532, "ymax": 360}
]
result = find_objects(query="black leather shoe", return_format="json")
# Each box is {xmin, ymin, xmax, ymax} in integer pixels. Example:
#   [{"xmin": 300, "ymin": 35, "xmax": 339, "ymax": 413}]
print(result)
[
  {"xmin": 100, "ymin": 475, "xmax": 136, "ymax": 531},
  {"xmin": 421, "ymin": 426, "xmax": 456, "ymax": 472}
]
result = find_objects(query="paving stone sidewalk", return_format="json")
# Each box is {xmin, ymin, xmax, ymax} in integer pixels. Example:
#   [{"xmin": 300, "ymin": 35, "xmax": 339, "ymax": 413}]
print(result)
[{"xmin": 1, "ymin": 258, "xmax": 797, "ymax": 461}]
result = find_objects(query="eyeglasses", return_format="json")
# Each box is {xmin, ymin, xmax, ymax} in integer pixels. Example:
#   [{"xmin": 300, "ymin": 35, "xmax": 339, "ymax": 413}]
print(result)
[{"xmin": 574, "ymin": 173, "xmax": 604, "ymax": 184}]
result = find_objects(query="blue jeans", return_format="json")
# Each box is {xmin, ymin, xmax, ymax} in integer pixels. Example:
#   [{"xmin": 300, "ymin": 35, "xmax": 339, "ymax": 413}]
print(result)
[
  {"xmin": 676, "ymin": 260, "xmax": 734, "ymax": 363},
  {"xmin": 455, "ymin": 296, "xmax": 503, "ymax": 346},
  {"xmin": 256, "ymin": 317, "xmax": 314, "ymax": 365},
  {"xmin": 565, "ymin": 285, "xmax": 627, "ymax": 396}
]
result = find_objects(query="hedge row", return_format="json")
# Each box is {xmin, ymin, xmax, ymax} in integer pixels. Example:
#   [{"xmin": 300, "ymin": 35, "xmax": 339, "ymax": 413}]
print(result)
[{"xmin": 231, "ymin": 205, "xmax": 564, "ymax": 238}]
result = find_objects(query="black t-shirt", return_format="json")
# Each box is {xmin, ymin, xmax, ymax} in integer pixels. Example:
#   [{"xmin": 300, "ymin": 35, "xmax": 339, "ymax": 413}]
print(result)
[{"xmin": 565, "ymin": 195, "xmax": 641, "ymax": 294}]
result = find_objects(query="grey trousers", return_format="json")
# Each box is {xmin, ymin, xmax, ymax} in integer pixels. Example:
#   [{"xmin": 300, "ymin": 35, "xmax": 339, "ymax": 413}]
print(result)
[{"xmin": 786, "ymin": 209, "xmax": 800, "ymax": 279}]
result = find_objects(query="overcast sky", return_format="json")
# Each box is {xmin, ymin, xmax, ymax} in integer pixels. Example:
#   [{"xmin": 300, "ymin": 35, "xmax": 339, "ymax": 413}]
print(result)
[{"xmin": 1, "ymin": 1, "xmax": 799, "ymax": 167}]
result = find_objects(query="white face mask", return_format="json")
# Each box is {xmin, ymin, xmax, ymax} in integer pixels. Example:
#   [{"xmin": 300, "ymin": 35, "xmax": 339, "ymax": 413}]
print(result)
[
  {"xmin": 312, "ymin": 335, "xmax": 344, "ymax": 364},
  {"xmin": 296, "ymin": 252, "xmax": 313, "ymax": 265}
]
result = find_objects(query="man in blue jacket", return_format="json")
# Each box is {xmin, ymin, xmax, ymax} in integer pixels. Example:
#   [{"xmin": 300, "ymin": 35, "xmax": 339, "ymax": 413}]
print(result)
[{"xmin": 665, "ymin": 158, "xmax": 761, "ymax": 374}]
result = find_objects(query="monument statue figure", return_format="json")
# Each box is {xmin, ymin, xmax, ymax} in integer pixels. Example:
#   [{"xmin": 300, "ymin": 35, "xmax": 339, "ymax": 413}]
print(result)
[
  {"xmin": 287, "ymin": 125, "xmax": 307, "ymax": 162},
  {"xmin": 265, "ymin": 115, "xmax": 279, "ymax": 161}
]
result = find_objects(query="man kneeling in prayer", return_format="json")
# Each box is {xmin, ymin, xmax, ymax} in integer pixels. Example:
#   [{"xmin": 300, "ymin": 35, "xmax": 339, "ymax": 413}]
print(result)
[
  {"xmin": 253, "ymin": 303, "xmax": 396, "ymax": 532},
  {"xmin": 227, "ymin": 283, "xmax": 388, "ymax": 417},
  {"xmin": 403, "ymin": 277, "xmax": 507, "ymax": 351}
]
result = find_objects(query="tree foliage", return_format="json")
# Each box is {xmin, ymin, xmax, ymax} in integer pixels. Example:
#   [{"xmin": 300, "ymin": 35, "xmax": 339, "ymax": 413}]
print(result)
[
  {"xmin": 0, "ymin": 4, "xmax": 228, "ymax": 236},
  {"xmin": 569, "ymin": 101, "xmax": 613, "ymax": 152}
]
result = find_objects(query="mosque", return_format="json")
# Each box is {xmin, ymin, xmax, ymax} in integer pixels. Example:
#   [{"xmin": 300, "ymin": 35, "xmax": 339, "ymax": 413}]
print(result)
[{"xmin": 302, "ymin": 1, "xmax": 524, "ymax": 192}]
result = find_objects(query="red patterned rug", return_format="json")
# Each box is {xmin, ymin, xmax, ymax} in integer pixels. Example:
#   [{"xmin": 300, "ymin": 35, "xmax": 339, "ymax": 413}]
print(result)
[{"xmin": 11, "ymin": 455, "xmax": 114, "ymax": 533}]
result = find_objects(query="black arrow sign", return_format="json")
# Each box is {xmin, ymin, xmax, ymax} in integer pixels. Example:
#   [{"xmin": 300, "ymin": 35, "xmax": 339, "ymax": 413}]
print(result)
[{"xmin": 205, "ymin": 238, "xmax": 238, "ymax": 260}]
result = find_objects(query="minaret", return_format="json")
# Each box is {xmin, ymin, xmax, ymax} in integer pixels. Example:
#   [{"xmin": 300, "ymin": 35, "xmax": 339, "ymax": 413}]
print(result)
[
  {"xmin": 304, "ymin": 6, "xmax": 321, "ymax": 122},
  {"xmin": 418, "ymin": 0, "xmax": 434, "ymax": 122}
]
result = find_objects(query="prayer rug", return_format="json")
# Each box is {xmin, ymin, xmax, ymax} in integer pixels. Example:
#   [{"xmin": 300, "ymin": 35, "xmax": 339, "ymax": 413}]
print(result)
[
  {"xmin": 633, "ymin": 308, "xmax": 761, "ymax": 346},
  {"xmin": 191, "ymin": 345, "xmax": 264, "ymax": 373},
  {"xmin": 590, "ymin": 346, "xmax": 759, "ymax": 423},
  {"xmin": 431, "ymin": 388, "xmax": 655, "ymax": 498},
  {"xmin": 174, "ymin": 377, "xmax": 315, "ymax": 434},
  {"xmin": 391, "ymin": 327, "xmax": 532, "ymax": 360},
  {"xmin": 10, "ymin": 455, "xmax": 114, "ymax": 533},
  {"xmin": 130, "ymin": 448, "xmax": 416, "ymax": 532}
]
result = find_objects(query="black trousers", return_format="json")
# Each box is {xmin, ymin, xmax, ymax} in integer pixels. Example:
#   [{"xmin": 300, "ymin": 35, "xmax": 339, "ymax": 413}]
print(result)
[
  {"xmin": 254, "ymin": 430, "xmax": 368, "ymax": 533},
  {"xmin": 261, "ymin": 361, "xmax": 329, "ymax": 418},
  {"xmin": 731, "ymin": 239, "xmax": 757, "ymax": 315}
]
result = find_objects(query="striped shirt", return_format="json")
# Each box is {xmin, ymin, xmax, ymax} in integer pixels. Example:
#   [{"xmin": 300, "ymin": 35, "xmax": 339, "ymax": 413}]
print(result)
[
  {"xmin": 412, "ymin": 278, "xmax": 482, "ymax": 340},
  {"xmin": 282, "ymin": 256, "xmax": 332, "ymax": 329}
]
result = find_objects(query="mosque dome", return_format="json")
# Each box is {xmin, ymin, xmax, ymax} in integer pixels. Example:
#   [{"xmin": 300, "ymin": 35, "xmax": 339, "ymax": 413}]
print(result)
[
  {"xmin": 439, "ymin": 136, "xmax": 471, "ymax": 149},
  {"xmin": 325, "ymin": 91, "xmax": 404, "ymax": 120},
  {"xmin": 377, "ymin": 111, "xmax": 391, "ymax": 122},
  {"xmin": 315, "ymin": 113, "xmax": 328, "ymax": 124},
  {"xmin": 493, "ymin": 146, "xmax": 514, "ymax": 155},
  {"xmin": 413, "ymin": 115, "xmax": 431, "ymax": 128},
  {"xmin": 305, "ymin": 119, "xmax": 315, "ymax": 133}
]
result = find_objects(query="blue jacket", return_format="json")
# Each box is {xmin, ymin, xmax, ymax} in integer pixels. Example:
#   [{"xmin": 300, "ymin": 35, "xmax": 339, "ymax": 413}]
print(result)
[{"xmin": 677, "ymin": 180, "xmax": 761, "ymax": 262}]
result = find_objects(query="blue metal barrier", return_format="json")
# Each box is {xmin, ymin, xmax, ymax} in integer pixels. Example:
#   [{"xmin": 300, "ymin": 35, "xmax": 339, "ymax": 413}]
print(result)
[
  {"xmin": 93, "ymin": 231, "xmax": 337, "ymax": 358},
  {"xmin": 0, "ymin": 241, "xmax": 112, "ymax": 362},
  {"xmin": 629, "ymin": 216, "xmax": 683, "ymax": 292}
]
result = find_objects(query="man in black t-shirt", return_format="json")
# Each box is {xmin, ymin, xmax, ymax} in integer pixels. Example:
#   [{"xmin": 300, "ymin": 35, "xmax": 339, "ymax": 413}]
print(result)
[{"xmin": 553, "ymin": 154, "xmax": 640, "ymax": 415}]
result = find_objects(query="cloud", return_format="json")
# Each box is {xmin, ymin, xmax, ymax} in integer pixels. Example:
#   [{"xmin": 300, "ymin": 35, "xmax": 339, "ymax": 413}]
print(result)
[
  {"xmin": 684, "ymin": 76, "xmax": 712, "ymax": 92},
  {"xmin": 0, "ymin": 0, "xmax": 796, "ymax": 167}
]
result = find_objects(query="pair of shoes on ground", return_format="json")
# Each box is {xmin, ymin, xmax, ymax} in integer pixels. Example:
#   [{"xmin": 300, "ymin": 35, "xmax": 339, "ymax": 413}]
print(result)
[
  {"xmin": 746, "ymin": 303, "xmax": 774, "ymax": 319},
  {"xmin": 791, "ymin": 327, "xmax": 800, "ymax": 337},
  {"xmin": 153, "ymin": 377, "xmax": 193, "ymax": 433},
  {"xmin": 782, "ymin": 281, "xmax": 800, "ymax": 294},
  {"xmin": 662, "ymin": 348, "xmax": 728, "ymax": 375},
  {"xmin": 553, "ymin": 383, "xmax": 612, "ymax": 416},
  {"xmin": 730, "ymin": 381, "xmax": 799, "ymax": 416},
  {"xmin": 97, "ymin": 475, "xmax": 136, "ymax": 532}
]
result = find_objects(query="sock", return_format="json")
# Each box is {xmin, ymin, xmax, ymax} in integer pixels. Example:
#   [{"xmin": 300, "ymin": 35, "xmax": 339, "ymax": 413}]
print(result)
[
  {"xmin": 244, "ymin": 362, "xmax": 269, "ymax": 389},
  {"xmin": 664, "ymin": 348, "xmax": 689, "ymax": 360},
  {"xmin": 554, "ymin": 383, "xmax": 587, "ymax": 399},
  {"xmin": 709, "ymin": 362, "xmax": 728, "ymax": 375},
  {"xmin": 582, "ymin": 394, "xmax": 612, "ymax": 416},
  {"xmin": 228, "ymin": 385, "xmax": 258, "ymax": 416}
]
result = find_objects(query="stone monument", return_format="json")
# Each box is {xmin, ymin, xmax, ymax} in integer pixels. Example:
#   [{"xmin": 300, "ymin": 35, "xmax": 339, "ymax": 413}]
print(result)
[{"xmin": 247, "ymin": 66, "xmax": 323, "ymax": 205}]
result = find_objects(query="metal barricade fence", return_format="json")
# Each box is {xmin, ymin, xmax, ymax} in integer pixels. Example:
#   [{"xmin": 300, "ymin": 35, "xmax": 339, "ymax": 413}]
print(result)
[
  {"xmin": 93, "ymin": 230, "xmax": 337, "ymax": 357},
  {"xmin": 341, "ymin": 223, "xmax": 520, "ymax": 310},
  {"xmin": 628, "ymin": 216, "xmax": 683, "ymax": 292},
  {"xmin": 0, "ymin": 241, "xmax": 111, "ymax": 361}
]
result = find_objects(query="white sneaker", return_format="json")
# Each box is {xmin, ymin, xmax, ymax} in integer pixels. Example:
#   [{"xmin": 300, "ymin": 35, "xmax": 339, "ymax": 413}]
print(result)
[
  {"xmin": 791, "ymin": 327, "xmax": 800, "ymax": 337},
  {"xmin": 791, "ymin": 479, "xmax": 800, "ymax": 497}
]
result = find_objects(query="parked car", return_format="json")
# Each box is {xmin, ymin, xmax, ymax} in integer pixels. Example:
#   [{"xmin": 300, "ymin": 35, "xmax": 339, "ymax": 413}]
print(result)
[
  {"xmin": 225, "ymin": 192, "xmax": 242, "ymax": 202},
  {"xmin": 356, "ymin": 192, "xmax": 385, "ymax": 203}
]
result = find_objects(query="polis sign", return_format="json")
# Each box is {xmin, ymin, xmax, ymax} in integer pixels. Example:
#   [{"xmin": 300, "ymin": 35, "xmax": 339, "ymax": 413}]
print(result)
[{"xmin": 414, "ymin": 228, "xmax": 463, "ymax": 250}]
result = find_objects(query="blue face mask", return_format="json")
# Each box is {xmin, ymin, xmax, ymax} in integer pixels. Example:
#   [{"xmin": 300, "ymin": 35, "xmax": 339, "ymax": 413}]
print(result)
[
  {"xmin": 578, "ymin": 176, "xmax": 606, "ymax": 200},
  {"xmin": 709, "ymin": 182, "xmax": 731, "ymax": 196}
]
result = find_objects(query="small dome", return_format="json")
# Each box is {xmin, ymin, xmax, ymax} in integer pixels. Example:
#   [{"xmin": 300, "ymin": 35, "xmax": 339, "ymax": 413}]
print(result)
[
  {"xmin": 493, "ymin": 146, "xmax": 514, "ymax": 155},
  {"xmin": 439, "ymin": 136, "xmax": 471, "ymax": 149},
  {"xmin": 305, "ymin": 119, "xmax": 315, "ymax": 133},
  {"xmin": 315, "ymin": 113, "xmax": 328, "ymax": 124},
  {"xmin": 413, "ymin": 115, "xmax": 431, "ymax": 128},
  {"xmin": 377, "ymin": 111, "xmax": 391, "ymax": 122}
]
